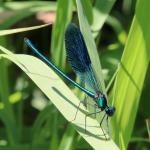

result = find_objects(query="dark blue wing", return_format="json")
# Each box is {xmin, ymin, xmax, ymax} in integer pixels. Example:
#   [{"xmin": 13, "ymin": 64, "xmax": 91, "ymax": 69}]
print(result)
[{"xmin": 65, "ymin": 24, "xmax": 100, "ymax": 93}]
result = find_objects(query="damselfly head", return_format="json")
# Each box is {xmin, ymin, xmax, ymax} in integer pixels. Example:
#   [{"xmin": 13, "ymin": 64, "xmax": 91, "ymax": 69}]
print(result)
[{"xmin": 105, "ymin": 106, "xmax": 115, "ymax": 116}]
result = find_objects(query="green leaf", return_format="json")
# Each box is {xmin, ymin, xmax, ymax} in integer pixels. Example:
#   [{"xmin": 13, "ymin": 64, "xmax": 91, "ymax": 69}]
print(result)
[
  {"xmin": 91, "ymin": 0, "xmax": 116, "ymax": 33},
  {"xmin": 32, "ymin": 105, "xmax": 53, "ymax": 144},
  {"xmin": 0, "ymin": 1, "xmax": 56, "ymax": 11},
  {"xmin": 0, "ymin": 24, "xmax": 50, "ymax": 36},
  {"xmin": 58, "ymin": 125, "xmax": 76, "ymax": 150},
  {"xmin": 146, "ymin": 119, "xmax": 150, "ymax": 142},
  {"xmin": 112, "ymin": 0, "xmax": 150, "ymax": 148},
  {"xmin": 0, "ymin": 59, "xmax": 17, "ymax": 144},
  {"xmin": 50, "ymin": 1, "xmax": 73, "ymax": 147},
  {"xmin": 80, "ymin": 0, "xmax": 93, "ymax": 25},
  {"xmin": 51, "ymin": 0, "xmax": 73, "ymax": 68},
  {"xmin": 0, "ymin": 50, "xmax": 119, "ymax": 149}
]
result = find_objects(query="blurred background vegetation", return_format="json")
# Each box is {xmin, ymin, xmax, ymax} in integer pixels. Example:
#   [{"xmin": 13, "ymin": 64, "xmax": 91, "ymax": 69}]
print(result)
[{"xmin": 0, "ymin": 0, "xmax": 150, "ymax": 149}]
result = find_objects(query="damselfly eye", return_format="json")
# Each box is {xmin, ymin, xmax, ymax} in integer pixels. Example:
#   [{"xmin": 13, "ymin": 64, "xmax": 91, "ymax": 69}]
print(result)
[{"xmin": 105, "ymin": 107, "xmax": 115, "ymax": 116}]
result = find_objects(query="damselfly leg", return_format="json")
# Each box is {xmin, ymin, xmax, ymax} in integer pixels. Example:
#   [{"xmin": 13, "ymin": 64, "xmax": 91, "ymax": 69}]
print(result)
[
  {"xmin": 71, "ymin": 95, "xmax": 97, "ymax": 121},
  {"xmin": 99, "ymin": 113, "xmax": 108, "ymax": 140}
]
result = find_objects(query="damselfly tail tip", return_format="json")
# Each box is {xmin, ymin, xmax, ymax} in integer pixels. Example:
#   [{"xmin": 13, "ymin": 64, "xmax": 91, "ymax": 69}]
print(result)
[{"xmin": 24, "ymin": 37, "xmax": 30, "ymax": 44}]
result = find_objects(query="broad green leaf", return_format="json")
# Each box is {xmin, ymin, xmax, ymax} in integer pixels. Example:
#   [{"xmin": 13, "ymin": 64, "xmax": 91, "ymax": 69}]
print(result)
[
  {"xmin": 0, "ymin": 50, "xmax": 119, "ymax": 150},
  {"xmin": 0, "ymin": 24, "xmax": 50, "ymax": 36},
  {"xmin": 113, "ymin": 0, "xmax": 150, "ymax": 149},
  {"xmin": 51, "ymin": 0, "xmax": 73, "ymax": 68}
]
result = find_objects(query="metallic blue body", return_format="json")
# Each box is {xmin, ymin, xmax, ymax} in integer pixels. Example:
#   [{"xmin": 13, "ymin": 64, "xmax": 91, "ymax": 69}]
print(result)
[
  {"xmin": 24, "ymin": 24, "xmax": 115, "ymax": 118},
  {"xmin": 24, "ymin": 38, "xmax": 95, "ymax": 98}
]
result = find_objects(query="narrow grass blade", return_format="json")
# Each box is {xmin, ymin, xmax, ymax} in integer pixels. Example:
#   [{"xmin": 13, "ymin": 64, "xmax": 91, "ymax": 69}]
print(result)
[
  {"xmin": 0, "ymin": 110, "xmax": 18, "ymax": 145},
  {"xmin": 80, "ymin": 0, "xmax": 93, "ymax": 25},
  {"xmin": 58, "ymin": 125, "xmax": 76, "ymax": 150},
  {"xmin": 32, "ymin": 105, "xmax": 53, "ymax": 144},
  {"xmin": 0, "ymin": 59, "xmax": 18, "ymax": 144},
  {"xmin": 146, "ymin": 119, "xmax": 150, "ymax": 142},
  {"xmin": 50, "ymin": 1, "xmax": 73, "ymax": 147},
  {"xmin": 51, "ymin": 0, "xmax": 73, "ymax": 68},
  {"xmin": 0, "ymin": 1, "xmax": 56, "ymax": 11},
  {"xmin": 0, "ymin": 24, "xmax": 51, "ymax": 36}
]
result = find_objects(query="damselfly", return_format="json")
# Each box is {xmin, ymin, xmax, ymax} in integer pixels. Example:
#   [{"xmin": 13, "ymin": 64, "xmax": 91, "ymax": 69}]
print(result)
[{"xmin": 24, "ymin": 23, "xmax": 115, "ymax": 139}]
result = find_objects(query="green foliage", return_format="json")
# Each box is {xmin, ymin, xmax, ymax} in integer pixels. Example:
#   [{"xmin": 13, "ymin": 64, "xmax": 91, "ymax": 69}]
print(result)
[
  {"xmin": 112, "ymin": 0, "xmax": 150, "ymax": 149},
  {"xmin": 0, "ymin": 1, "xmax": 56, "ymax": 30},
  {"xmin": 0, "ymin": 0, "xmax": 149, "ymax": 150},
  {"xmin": 51, "ymin": 0, "xmax": 73, "ymax": 68}
]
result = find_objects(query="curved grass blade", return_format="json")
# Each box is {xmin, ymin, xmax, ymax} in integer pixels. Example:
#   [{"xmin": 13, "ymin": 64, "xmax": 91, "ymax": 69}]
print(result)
[
  {"xmin": 0, "ymin": 51, "xmax": 119, "ymax": 150},
  {"xmin": 0, "ymin": 24, "xmax": 50, "ymax": 36},
  {"xmin": 0, "ymin": 1, "xmax": 56, "ymax": 11}
]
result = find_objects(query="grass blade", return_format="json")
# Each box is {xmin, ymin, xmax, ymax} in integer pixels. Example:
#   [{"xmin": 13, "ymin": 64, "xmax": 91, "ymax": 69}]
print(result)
[
  {"xmin": 0, "ymin": 51, "xmax": 119, "ymax": 150},
  {"xmin": 32, "ymin": 105, "xmax": 52, "ymax": 144},
  {"xmin": 112, "ymin": 0, "xmax": 150, "ymax": 148},
  {"xmin": 0, "ymin": 59, "xmax": 17, "ymax": 144},
  {"xmin": 58, "ymin": 125, "xmax": 76, "ymax": 150},
  {"xmin": 146, "ymin": 119, "xmax": 150, "ymax": 142},
  {"xmin": 0, "ymin": 1, "xmax": 56, "ymax": 11},
  {"xmin": 51, "ymin": 0, "xmax": 73, "ymax": 68},
  {"xmin": 0, "ymin": 24, "xmax": 51, "ymax": 36},
  {"xmin": 80, "ymin": 0, "xmax": 93, "ymax": 25}
]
